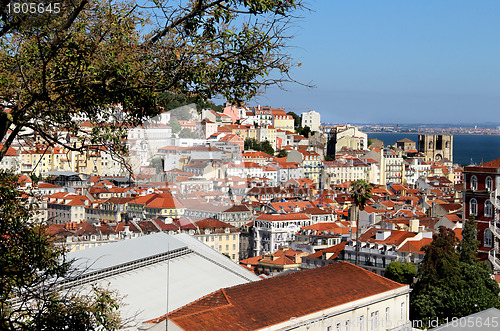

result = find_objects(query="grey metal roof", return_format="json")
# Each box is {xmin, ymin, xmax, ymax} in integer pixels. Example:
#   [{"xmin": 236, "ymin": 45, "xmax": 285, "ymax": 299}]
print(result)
[
  {"xmin": 65, "ymin": 233, "xmax": 259, "ymax": 327},
  {"xmin": 67, "ymin": 233, "xmax": 187, "ymax": 274},
  {"xmin": 430, "ymin": 308, "xmax": 500, "ymax": 330},
  {"xmin": 43, "ymin": 171, "xmax": 81, "ymax": 176}
]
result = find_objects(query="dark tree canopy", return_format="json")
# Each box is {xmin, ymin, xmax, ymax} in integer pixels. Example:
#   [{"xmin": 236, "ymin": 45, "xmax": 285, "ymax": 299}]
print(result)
[
  {"xmin": 276, "ymin": 149, "xmax": 288, "ymax": 157},
  {"xmin": 244, "ymin": 138, "xmax": 274, "ymax": 155},
  {"xmin": 168, "ymin": 118, "xmax": 182, "ymax": 134},
  {"xmin": 410, "ymin": 225, "xmax": 500, "ymax": 328},
  {"xmin": 179, "ymin": 128, "xmax": 200, "ymax": 139},
  {"xmin": 459, "ymin": 215, "xmax": 480, "ymax": 265},
  {"xmin": 296, "ymin": 125, "xmax": 311, "ymax": 137},
  {"xmin": 384, "ymin": 261, "xmax": 417, "ymax": 285},
  {"xmin": 350, "ymin": 179, "xmax": 372, "ymax": 211},
  {"xmin": 0, "ymin": 172, "xmax": 122, "ymax": 329},
  {"xmin": 349, "ymin": 179, "xmax": 372, "ymax": 266},
  {"xmin": 0, "ymin": 0, "xmax": 306, "ymax": 162},
  {"xmin": 287, "ymin": 111, "xmax": 300, "ymax": 128},
  {"xmin": 150, "ymin": 157, "xmax": 164, "ymax": 173}
]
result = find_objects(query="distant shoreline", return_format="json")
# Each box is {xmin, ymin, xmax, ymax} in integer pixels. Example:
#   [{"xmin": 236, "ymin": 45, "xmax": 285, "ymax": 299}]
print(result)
[
  {"xmin": 364, "ymin": 131, "xmax": 500, "ymax": 136},
  {"xmin": 366, "ymin": 133, "xmax": 500, "ymax": 165}
]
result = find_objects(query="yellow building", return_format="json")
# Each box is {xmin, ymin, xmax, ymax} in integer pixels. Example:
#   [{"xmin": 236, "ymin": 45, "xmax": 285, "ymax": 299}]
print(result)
[
  {"xmin": 273, "ymin": 114, "xmax": 294, "ymax": 132},
  {"xmin": 226, "ymin": 124, "xmax": 257, "ymax": 141},
  {"xmin": 194, "ymin": 219, "xmax": 241, "ymax": 262},
  {"xmin": 20, "ymin": 146, "xmax": 68, "ymax": 176},
  {"xmin": 256, "ymin": 125, "xmax": 277, "ymax": 149}
]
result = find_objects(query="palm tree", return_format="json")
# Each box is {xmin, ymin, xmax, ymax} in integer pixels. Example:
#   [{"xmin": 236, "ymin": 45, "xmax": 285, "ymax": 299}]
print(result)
[{"xmin": 350, "ymin": 180, "xmax": 373, "ymax": 266}]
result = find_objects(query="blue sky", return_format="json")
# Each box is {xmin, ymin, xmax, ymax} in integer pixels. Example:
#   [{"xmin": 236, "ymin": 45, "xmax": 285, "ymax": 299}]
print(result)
[{"xmin": 249, "ymin": 0, "xmax": 500, "ymax": 125}]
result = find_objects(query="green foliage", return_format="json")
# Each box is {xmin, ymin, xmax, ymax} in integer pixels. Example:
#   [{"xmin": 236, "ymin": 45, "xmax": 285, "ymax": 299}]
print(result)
[
  {"xmin": 384, "ymin": 261, "xmax": 417, "ymax": 284},
  {"xmin": 350, "ymin": 179, "xmax": 372, "ymax": 266},
  {"xmin": 179, "ymin": 128, "xmax": 199, "ymax": 139},
  {"xmin": 296, "ymin": 126, "xmax": 311, "ymax": 137},
  {"xmin": 0, "ymin": 172, "xmax": 122, "ymax": 330},
  {"xmin": 410, "ymin": 226, "xmax": 500, "ymax": 328},
  {"xmin": 260, "ymin": 140, "xmax": 275, "ymax": 155},
  {"xmin": 276, "ymin": 149, "xmax": 288, "ymax": 158},
  {"xmin": 170, "ymin": 107, "xmax": 193, "ymax": 121},
  {"xmin": 367, "ymin": 138, "xmax": 373, "ymax": 146},
  {"xmin": 0, "ymin": 0, "xmax": 304, "ymax": 162},
  {"xmin": 244, "ymin": 138, "xmax": 258, "ymax": 151},
  {"xmin": 150, "ymin": 157, "xmax": 164, "ymax": 173},
  {"xmin": 459, "ymin": 215, "xmax": 479, "ymax": 264},
  {"xmin": 324, "ymin": 155, "xmax": 335, "ymax": 161},
  {"xmin": 159, "ymin": 93, "xmax": 222, "ymax": 113},
  {"xmin": 29, "ymin": 173, "xmax": 39, "ymax": 183},
  {"xmin": 287, "ymin": 111, "xmax": 300, "ymax": 128},
  {"xmin": 168, "ymin": 118, "xmax": 181, "ymax": 134},
  {"xmin": 244, "ymin": 138, "xmax": 274, "ymax": 155},
  {"xmin": 349, "ymin": 180, "xmax": 373, "ymax": 211},
  {"xmin": 28, "ymin": 286, "xmax": 122, "ymax": 330}
]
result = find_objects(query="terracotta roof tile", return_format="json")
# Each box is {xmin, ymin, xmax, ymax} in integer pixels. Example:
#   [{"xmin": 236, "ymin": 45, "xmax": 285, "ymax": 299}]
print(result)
[
  {"xmin": 480, "ymin": 158, "xmax": 500, "ymax": 168},
  {"xmin": 152, "ymin": 262, "xmax": 407, "ymax": 330}
]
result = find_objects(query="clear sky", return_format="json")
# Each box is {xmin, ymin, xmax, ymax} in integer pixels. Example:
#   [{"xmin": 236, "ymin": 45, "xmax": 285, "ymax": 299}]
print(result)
[{"xmin": 249, "ymin": 0, "xmax": 500, "ymax": 125}]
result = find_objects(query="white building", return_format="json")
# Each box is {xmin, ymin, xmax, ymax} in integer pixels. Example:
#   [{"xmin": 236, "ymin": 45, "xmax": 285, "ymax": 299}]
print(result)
[
  {"xmin": 323, "ymin": 158, "xmax": 370, "ymax": 186},
  {"xmin": 276, "ymin": 162, "xmax": 304, "ymax": 184},
  {"xmin": 404, "ymin": 159, "xmax": 431, "ymax": 186},
  {"xmin": 0, "ymin": 146, "xmax": 20, "ymax": 172},
  {"xmin": 301, "ymin": 110, "xmax": 321, "ymax": 132},
  {"xmin": 335, "ymin": 124, "xmax": 368, "ymax": 151},
  {"xmin": 253, "ymin": 213, "xmax": 313, "ymax": 255},
  {"xmin": 384, "ymin": 148, "xmax": 405, "ymax": 185}
]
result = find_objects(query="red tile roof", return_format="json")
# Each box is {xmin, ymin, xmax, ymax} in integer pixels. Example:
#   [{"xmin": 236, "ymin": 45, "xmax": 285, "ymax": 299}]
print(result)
[
  {"xmin": 398, "ymin": 238, "xmax": 433, "ymax": 255},
  {"xmin": 256, "ymin": 213, "xmax": 310, "ymax": 222},
  {"xmin": 307, "ymin": 242, "xmax": 347, "ymax": 259},
  {"xmin": 359, "ymin": 228, "xmax": 417, "ymax": 246},
  {"xmin": 150, "ymin": 262, "xmax": 407, "ymax": 329},
  {"xmin": 38, "ymin": 183, "xmax": 62, "ymax": 189},
  {"xmin": 480, "ymin": 158, "xmax": 500, "ymax": 168},
  {"xmin": 195, "ymin": 218, "xmax": 233, "ymax": 229},
  {"xmin": 0, "ymin": 145, "xmax": 18, "ymax": 156}
]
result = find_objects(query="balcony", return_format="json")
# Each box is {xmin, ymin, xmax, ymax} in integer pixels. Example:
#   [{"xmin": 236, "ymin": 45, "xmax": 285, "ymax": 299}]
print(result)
[
  {"xmin": 343, "ymin": 258, "xmax": 387, "ymax": 269},
  {"xmin": 488, "ymin": 250, "xmax": 500, "ymax": 272},
  {"xmin": 490, "ymin": 221, "xmax": 500, "ymax": 239}
]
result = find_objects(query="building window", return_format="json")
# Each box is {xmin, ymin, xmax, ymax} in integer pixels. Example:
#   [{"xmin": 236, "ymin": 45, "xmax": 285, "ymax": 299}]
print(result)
[
  {"xmin": 469, "ymin": 199, "xmax": 478, "ymax": 216},
  {"xmin": 385, "ymin": 307, "xmax": 390, "ymax": 325},
  {"xmin": 486, "ymin": 176, "xmax": 493, "ymax": 191},
  {"xmin": 485, "ymin": 229, "xmax": 493, "ymax": 247},
  {"xmin": 336, "ymin": 323, "xmax": 341, "ymax": 331},
  {"xmin": 485, "ymin": 200, "xmax": 493, "ymax": 217},
  {"xmin": 370, "ymin": 311, "xmax": 379, "ymax": 330},
  {"xmin": 401, "ymin": 302, "xmax": 405, "ymax": 320},
  {"xmin": 345, "ymin": 319, "xmax": 351, "ymax": 331},
  {"xmin": 470, "ymin": 175, "xmax": 478, "ymax": 190},
  {"xmin": 359, "ymin": 316, "xmax": 364, "ymax": 331}
]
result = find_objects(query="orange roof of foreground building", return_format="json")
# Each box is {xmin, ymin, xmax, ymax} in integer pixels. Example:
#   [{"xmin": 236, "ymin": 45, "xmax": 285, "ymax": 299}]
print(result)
[
  {"xmin": 480, "ymin": 158, "xmax": 500, "ymax": 168},
  {"xmin": 398, "ymin": 238, "xmax": 433, "ymax": 255},
  {"xmin": 149, "ymin": 262, "xmax": 407, "ymax": 330}
]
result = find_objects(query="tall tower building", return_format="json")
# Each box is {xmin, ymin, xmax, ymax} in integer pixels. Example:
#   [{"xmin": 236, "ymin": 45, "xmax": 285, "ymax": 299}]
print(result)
[
  {"xmin": 417, "ymin": 134, "xmax": 453, "ymax": 162},
  {"xmin": 326, "ymin": 129, "xmax": 337, "ymax": 159}
]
